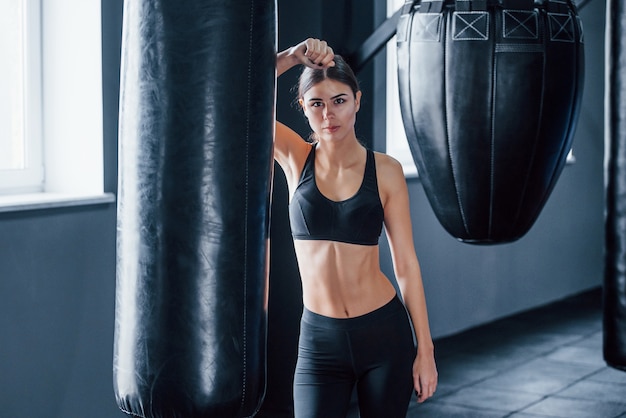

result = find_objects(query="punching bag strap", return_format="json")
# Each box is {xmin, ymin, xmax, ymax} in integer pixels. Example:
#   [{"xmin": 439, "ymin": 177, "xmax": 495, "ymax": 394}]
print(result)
[
  {"xmin": 417, "ymin": 0, "xmax": 444, "ymax": 14},
  {"xmin": 455, "ymin": 0, "xmax": 487, "ymax": 12},
  {"xmin": 547, "ymin": 0, "xmax": 573, "ymax": 13},
  {"xmin": 499, "ymin": 0, "xmax": 535, "ymax": 10}
]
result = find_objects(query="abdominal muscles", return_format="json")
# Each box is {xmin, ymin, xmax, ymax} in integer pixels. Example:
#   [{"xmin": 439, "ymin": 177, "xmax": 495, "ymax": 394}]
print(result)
[{"xmin": 293, "ymin": 240, "xmax": 397, "ymax": 318}]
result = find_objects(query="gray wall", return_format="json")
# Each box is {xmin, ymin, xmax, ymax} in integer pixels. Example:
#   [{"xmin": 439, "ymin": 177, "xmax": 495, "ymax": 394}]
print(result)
[
  {"xmin": 0, "ymin": 205, "xmax": 119, "ymax": 417},
  {"xmin": 0, "ymin": 1, "xmax": 606, "ymax": 417}
]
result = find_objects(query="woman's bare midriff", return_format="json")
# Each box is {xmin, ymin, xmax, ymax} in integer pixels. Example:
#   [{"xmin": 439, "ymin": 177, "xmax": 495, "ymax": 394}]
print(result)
[{"xmin": 293, "ymin": 240, "xmax": 397, "ymax": 318}]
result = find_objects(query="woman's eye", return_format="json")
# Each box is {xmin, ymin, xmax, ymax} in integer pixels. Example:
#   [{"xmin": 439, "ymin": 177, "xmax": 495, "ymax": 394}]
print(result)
[
  {"xmin": 335, "ymin": 98, "xmax": 346, "ymax": 104},
  {"xmin": 311, "ymin": 102, "xmax": 323, "ymax": 107}
]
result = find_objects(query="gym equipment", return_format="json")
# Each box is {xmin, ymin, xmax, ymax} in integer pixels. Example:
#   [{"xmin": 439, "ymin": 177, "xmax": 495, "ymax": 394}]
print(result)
[
  {"xmin": 113, "ymin": 0, "xmax": 276, "ymax": 416},
  {"xmin": 397, "ymin": 0, "xmax": 584, "ymax": 243},
  {"xmin": 604, "ymin": 0, "xmax": 626, "ymax": 372}
]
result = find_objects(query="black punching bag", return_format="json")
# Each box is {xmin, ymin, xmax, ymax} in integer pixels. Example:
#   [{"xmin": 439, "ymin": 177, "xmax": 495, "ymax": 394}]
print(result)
[
  {"xmin": 604, "ymin": 0, "xmax": 626, "ymax": 372},
  {"xmin": 113, "ymin": 1, "xmax": 276, "ymax": 417},
  {"xmin": 397, "ymin": 0, "xmax": 584, "ymax": 243}
]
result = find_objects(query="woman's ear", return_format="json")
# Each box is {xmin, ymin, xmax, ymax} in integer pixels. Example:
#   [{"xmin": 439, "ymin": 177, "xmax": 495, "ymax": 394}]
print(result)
[
  {"xmin": 299, "ymin": 98, "xmax": 309, "ymax": 119},
  {"xmin": 355, "ymin": 91, "xmax": 362, "ymax": 113}
]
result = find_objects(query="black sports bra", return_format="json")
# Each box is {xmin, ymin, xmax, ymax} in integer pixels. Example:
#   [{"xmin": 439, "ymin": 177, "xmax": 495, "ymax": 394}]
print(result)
[{"xmin": 289, "ymin": 145, "xmax": 384, "ymax": 246}]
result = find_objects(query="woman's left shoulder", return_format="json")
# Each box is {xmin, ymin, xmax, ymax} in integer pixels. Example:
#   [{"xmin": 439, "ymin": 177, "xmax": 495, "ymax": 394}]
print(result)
[
  {"xmin": 373, "ymin": 151, "xmax": 407, "ymax": 202},
  {"xmin": 373, "ymin": 151, "xmax": 404, "ymax": 178}
]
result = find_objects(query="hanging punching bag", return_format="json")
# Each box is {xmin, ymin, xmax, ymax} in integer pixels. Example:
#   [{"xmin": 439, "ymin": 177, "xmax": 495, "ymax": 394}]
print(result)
[
  {"xmin": 397, "ymin": 0, "xmax": 584, "ymax": 244},
  {"xmin": 113, "ymin": 1, "xmax": 276, "ymax": 417},
  {"xmin": 604, "ymin": 0, "xmax": 626, "ymax": 372}
]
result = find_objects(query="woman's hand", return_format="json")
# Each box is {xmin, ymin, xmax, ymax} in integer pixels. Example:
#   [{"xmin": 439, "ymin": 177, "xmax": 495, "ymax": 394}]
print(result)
[
  {"xmin": 295, "ymin": 38, "xmax": 335, "ymax": 68},
  {"xmin": 413, "ymin": 348, "xmax": 438, "ymax": 403},
  {"xmin": 277, "ymin": 38, "xmax": 335, "ymax": 76}
]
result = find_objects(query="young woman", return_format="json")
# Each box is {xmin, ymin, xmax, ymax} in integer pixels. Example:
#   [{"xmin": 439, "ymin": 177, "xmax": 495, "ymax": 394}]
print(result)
[{"xmin": 275, "ymin": 38, "xmax": 438, "ymax": 418}]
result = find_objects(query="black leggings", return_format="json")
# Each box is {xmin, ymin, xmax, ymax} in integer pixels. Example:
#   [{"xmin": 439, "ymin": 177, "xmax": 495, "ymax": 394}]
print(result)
[{"xmin": 293, "ymin": 296, "xmax": 416, "ymax": 418}]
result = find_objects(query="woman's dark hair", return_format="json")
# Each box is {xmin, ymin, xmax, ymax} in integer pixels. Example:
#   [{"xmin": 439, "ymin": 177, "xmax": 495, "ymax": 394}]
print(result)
[{"xmin": 297, "ymin": 55, "xmax": 360, "ymax": 100}]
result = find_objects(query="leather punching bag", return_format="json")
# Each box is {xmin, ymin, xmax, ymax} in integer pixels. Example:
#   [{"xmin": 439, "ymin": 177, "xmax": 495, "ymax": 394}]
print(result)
[
  {"xmin": 397, "ymin": 0, "xmax": 584, "ymax": 244},
  {"xmin": 113, "ymin": 1, "xmax": 276, "ymax": 417},
  {"xmin": 604, "ymin": 0, "xmax": 626, "ymax": 372}
]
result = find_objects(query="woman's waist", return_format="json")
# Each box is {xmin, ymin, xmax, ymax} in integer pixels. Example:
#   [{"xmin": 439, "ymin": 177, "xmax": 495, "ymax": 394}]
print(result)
[
  {"xmin": 301, "ymin": 272, "xmax": 397, "ymax": 318},
  {"xmin": 301, "ymin": 294, "xmax": 407, "ymax": 330}
]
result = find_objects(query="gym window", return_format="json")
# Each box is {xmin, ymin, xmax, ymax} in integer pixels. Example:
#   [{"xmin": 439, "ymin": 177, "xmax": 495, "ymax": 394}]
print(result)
[
  {"xmin": 386, "ymin": 0, "xmax": 418, "ymax": 177},
  {"xmin": 0, "ymin": 0, "xmax": 111, "ymax": 210},
  {"xmin": 0, "ymin": 0, "xmax": 43, "ymax": 194}
]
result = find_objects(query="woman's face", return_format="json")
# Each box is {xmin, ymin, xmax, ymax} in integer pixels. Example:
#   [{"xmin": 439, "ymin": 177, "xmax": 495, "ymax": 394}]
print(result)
[{"xmin": 300, "ymin": 78, "xmax": 361, "ymax": 143}]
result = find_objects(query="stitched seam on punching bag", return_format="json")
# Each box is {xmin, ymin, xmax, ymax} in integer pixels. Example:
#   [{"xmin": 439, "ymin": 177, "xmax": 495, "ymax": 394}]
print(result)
[
  {"xmin": 241, "ymin": 0, "xmax": 255, "ymax": 413},
  {"xmin": 511, "ymin": 15, "xmax": 548, "ymax": 235},
  {"xmin": 446, "ymin": 10, "xmax": 470, "ymax": 236},
  {"xmin": 489, "ymin": 18, "xmax": 496, "ymax": 238},
  {"xmin": 530, "ymin": 9, "xmax": 579, "ymax": 229}
]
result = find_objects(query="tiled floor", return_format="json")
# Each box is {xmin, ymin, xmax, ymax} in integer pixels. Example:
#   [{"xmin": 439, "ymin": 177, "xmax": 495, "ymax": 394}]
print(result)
[{"xmin": 351, "ymin": 287, "xmax": 626, "ymax": 417}]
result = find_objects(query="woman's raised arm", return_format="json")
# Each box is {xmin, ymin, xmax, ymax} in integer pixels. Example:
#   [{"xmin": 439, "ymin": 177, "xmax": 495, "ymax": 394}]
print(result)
[{"xmin": 274, "ymin": 38, "xmax": 335, "ymax": 191}]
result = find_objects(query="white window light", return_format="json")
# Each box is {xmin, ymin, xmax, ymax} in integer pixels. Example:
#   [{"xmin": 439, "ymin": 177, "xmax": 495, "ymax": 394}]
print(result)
[
  {"xmin": 0, "ymin": 0, "xmax": 44, "ymax": 194},
  {"xmin": 0, "ymin": 0, "xmax": 110, "ymax": 210},
  {"xmin": 386, "ymin": 0, "xmax": 418, "ymax": 177}
]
